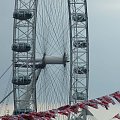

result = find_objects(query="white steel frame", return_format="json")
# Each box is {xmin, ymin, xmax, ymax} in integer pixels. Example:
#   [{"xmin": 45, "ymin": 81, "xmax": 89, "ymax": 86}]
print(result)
[
  {"xmin": 68, "ymin": 0, "xmax": 89, "ymax": 119},
  {"xmin": 13, "ymin": 0, "xmax": 38, "ymax": 113}
]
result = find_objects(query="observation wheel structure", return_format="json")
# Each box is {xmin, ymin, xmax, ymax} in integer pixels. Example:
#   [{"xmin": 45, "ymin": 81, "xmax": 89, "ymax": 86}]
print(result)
[
  {"xmin": 12, "ymin": 0, "xmax": 69, "ymax": 116},
  {"xmin": 12, "ymin": 0, "xmax": 89, "ymax": 120},
  {"xmin": 68, "ymin": 0, "xmax": 89, "ymax": 119},
  {"xmin": 12, "ymin": 0, "xmax": 38, "ymax": 114}
]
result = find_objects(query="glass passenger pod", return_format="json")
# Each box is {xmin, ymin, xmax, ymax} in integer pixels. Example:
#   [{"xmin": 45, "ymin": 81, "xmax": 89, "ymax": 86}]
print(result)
[
  {"xmin": 74, "ymin": 66, "xmax": 87, "ymax": 74},
  {"xmin": 12, "ymin": 43, "xmax": 31, "ymax": 52},
  {"xmin": 14, "ymin": 63, "xmax": 45, "ymax": 69},
  {"xmin": 72, "ymin": 92, "xmax": 85, "ymax": 100},
  {"xmin": 13, "ymin": 10, "xmax": 32, "ymax": 20},
  {"xmin": 13, "ymin": 109, "xmax": 32, "ymax": 115},
  {"xmin": 73, "ymin": 40, "xmax": 87, "ymax": 48},
  {"xmin": 72, "ymin": 13, "xmax": 86, "ymax": 22},
  {"xmin": 12, "ymin": 76, "xmax": 31, "ymax": 85}
]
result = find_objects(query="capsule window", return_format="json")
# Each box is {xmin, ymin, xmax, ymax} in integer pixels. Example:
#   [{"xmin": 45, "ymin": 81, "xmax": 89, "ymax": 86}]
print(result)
[
  {"xmin": 72, "ymin": 13, "xmax": 86, "ymax": 22},
  {"xmin": 74, "ymin": 66, "xmax": 87, "ymax": 74},
  {"xmin": 12, "ymin": 43, "xmax": 31, "ymax": 52},
  {"xmin": 13, "ymin": 10, "xmax": 32, "ymax": 20},
  {"xmin": 73, "ymin": 41, "xmax": 87, "ymax": 48},
  {"xmin": 12, "ymin": 76, "xmax": 31, "ymax": 85}
]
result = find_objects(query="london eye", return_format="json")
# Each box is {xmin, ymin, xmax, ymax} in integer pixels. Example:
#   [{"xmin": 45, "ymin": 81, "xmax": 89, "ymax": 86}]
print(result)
[{"xmin": 1, "ymin": 0, "xmax": 90, "ymax": 120}]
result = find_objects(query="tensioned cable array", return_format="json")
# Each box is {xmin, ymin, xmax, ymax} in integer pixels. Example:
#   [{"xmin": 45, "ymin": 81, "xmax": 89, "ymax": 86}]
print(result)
[{"xmin": 36, "ymin": 0, "xmax": 70, "ymax": 114}]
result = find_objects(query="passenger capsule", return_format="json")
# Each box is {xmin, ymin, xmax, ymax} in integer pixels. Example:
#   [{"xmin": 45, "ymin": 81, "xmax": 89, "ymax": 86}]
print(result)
[
  {"xmin": 72, "ymin": 13, "xmax": 86, "ymax": 22},
  {"xmin": 12, "ymin": 76, "xmax": 31, "ymax": 85},
  {"xmin": 73, "ymin": 41, "xmax": 87, "ymax": 48},
  {"xmin": 13, "ymin": 109, "xmax": 32, "ymax": 115},
  {"xmin": 74, "ymin": 66, "xmax": 87, "ymax": 74},
  {"xmin": 13, "ymin": 11, "xmax": 32, "ymax": 20},
  {"xmin": 12, "ymin": 43, "xmax": 31, "ymax": 52},
  {"xmin": 72, "ymin": 92, "xmax": 85, "ymax": 100}
]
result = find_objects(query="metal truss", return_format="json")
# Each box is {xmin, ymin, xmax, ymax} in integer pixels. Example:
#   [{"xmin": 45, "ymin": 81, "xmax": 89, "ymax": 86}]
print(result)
[
  {"xmin": 12, "ymin": 0, "xmax": 38, "ymax": 114},
  {"xmin": 68, "ymin": 0, "xmax": 89, "ymax": 119}
]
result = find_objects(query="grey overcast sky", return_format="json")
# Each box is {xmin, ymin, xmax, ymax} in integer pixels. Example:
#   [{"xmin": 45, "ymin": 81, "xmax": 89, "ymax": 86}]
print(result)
[
  {"xmin": 0, "ymin": 0, "xmax": 120, "ymax": 120},
  {"xmin": 89, "ymin": 0, "xmax": 120, "ymax": 98}
]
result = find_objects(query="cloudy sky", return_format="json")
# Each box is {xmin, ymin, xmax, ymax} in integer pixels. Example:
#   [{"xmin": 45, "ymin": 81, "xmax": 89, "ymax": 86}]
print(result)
[
  {"xmin": 0, "ymin": 0, "xmax": 120, "ymax": 120},
  {"xmin": 89, "ymin": 0, "xmax": 120, "ymax": 98}
]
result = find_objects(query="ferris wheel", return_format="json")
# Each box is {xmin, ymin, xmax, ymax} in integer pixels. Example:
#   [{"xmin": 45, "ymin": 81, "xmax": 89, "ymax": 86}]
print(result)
[{"xmin": 12, "ymin": 0, "xmax": 89, "ymax": 120}]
